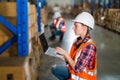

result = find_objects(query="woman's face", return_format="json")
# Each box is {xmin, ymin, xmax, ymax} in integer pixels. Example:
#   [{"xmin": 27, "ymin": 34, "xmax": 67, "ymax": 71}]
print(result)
[{"xmin": 73, "ymin": 22, "xmax": 83, "ymax": 36}]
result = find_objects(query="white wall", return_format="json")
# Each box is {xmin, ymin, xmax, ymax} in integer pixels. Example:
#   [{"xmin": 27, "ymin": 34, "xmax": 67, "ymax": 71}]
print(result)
[{"xmin": 46, "ymin": 0, "xmax": 74, "ymax": 8}]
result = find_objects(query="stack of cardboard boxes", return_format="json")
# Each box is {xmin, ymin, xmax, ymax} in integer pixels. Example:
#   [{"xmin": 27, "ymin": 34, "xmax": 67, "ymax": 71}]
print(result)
[
  {"xmin": 0, "ymin": 2, "xmax": 42, "ymax": 80},
  {"xmin": 41, "ymin": 6, "xmax": 48, "ymax": 26},
  {"xmin": 105, "ymin": 9, "xmax": 120, "ymax": 33},
  {"xmin": 93, "ymin": 7, "xmax": 120, "ymax": 33}
]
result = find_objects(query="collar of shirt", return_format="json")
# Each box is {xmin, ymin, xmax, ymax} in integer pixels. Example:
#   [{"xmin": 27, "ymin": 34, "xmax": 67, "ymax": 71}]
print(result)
[
  {"xmin": 74, "ymin": 34, "xmax": 91, "ymax": 50},
  {"xmin": 83, "ymin": 34, "xmax": 91, "ymax": 43}
]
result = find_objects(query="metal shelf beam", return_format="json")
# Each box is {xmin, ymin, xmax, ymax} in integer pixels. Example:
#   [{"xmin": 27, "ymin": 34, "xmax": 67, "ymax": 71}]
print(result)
[
  {"xmin": 103, "ymin": 0, "xmax": 106, "ymax": 15},
  {"xmin": 41, "ymin": 0, "xmax": 46, "ymax": 8},
  {"xmin": 0, "ymin": 16, "xmax": 17, "ymax": 35},
  {"xmin": 0, "ymin": 37, "xmax": 17, "ymax": 54},
  {"xmin": 98, "ymin": 0, "xmax": 102, "ymax": 7},
  {"xmin": 108, "ymin": 0, "xmax": 112, "ymax": 8},
  {"xmin": 37, "ymin": 0, "xmax": 41, "ymax": 32},
  {"xmin": 90, "ymin": 0, "xmax": 95, "ymax": 15},
  {"xmin": 17, "ymin": 0, "xmax": 28, "ymax": 56}
]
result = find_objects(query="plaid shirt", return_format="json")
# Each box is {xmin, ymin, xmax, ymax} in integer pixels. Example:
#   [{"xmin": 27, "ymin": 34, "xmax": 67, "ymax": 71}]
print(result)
[{"xmin": 74, "ymin": 34, "xmax": 97, "ymax": 73}]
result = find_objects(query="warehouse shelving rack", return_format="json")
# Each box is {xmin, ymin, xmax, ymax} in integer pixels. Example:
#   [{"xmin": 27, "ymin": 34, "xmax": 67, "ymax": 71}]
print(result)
[
  {"xmin": 98, "ymin": 0, "xmax": 120, "ymax": 15},
  {"xmin": 85, "ymin": 0, "xmax": 120, "ymax": 15},
  {"xmin": 0, "ymin": 0, "xmax": 44, "ymax": 56},
  {"xmin": 82, "ymin": 0, "xmax": 107, "ymax": 15}
]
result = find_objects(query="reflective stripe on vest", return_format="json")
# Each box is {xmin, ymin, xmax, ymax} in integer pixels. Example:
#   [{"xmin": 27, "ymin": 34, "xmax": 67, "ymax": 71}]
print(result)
[
  {"xmin": 75, "ymin": 49, "xmax": 81, "ymax": 62},
  {"xmin": 71, "ymin": 68, "xmax": 97, "ymax": 80},
  {"xmin": 71, "ymin": 74, "xmax": 87, "ymax": 80},
  {"xmin": 83, "ymin": 68, "xmax": 97, "ymax": 76}
]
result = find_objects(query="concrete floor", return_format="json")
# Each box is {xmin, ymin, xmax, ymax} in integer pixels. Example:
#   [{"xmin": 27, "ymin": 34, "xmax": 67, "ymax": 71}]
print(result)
[{"xmin": 39, "ymin": 16, "xmax": 120, "ymax": 80}]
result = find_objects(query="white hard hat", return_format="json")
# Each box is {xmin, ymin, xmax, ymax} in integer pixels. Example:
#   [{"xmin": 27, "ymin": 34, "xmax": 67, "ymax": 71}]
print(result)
[
  {"xmin": 72, "ymin": 12, "xmax": 95, "ymax": 30},
  {"xmin": 53, "ymin": 12, "xmax": 61, "ymax": 19}
]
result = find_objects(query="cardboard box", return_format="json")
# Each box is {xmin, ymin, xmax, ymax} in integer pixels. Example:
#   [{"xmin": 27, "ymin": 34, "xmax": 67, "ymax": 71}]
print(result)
[
  {"xmin": 0, "ymin": 36, "xmax": 2, "ymax": 47},
  {"xmin": 8, "ymin": 42, "xmax": 18, "ymax": 56},
  {"xmin": 0, "ymin": 50, "xmax": 9, "ymax": 57},
  {"xmin": 28, "ymin": 52, "xmax": 39, "ymax": 80},
  {"xmin": 0, "ymin": 57, "xmax": 31, "ymax": 80},
  {"xmin": 41, "ymin": 8, "xmax": 48, "ymax": 26},
  {"xmin": 33, "ymin": 23, "xmax": 38, "ymax": 34},
  {"xmin": 33, "ymin": 13, "xmax": 37, "ymax": 24},
  {"xmin": 28, "ymin": 13, "xmax": 37, "ymax": 27},
  {"xmin": 5, "ymin": 17, "xmax": 17, "ymax": 26},
  {"xmin": 31, "ymin": 26, "xmax": 35, "ymax": 39},
  {"xmin": 28, "ymin": 14, "xmax": 33, "ymax": 27},
  {"xmin": 0, "ymin": 24, "xmax": 13, "ymax": 47},
  {"xmin": 0, "ymin": 2, "xmax": 16, "ymax": 17},
  {"xmin": 28, "ymin": 26, "xmax": 32, "ymax": 41},
  {"xmin": 0, "ymin": 2, "xmax": 31, "ymax": 17},
  {"xmin": 29, "ymin": 41, "xmax": 33, "ymax": 54},
  {"xmin": 30, "ymin": 4, "xmax": 37, "ymax": 14}
]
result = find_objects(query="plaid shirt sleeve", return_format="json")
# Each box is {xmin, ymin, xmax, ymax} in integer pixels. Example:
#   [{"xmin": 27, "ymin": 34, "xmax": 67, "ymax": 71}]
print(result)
[{"xmin": 75, "ymin": 44, "xmax": 96, "ymax": 73}]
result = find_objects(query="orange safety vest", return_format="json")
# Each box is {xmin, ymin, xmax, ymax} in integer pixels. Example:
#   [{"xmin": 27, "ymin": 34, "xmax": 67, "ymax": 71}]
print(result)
[
  {"xmin": 54, "ymin": 17, "xmax": 66, "ymax": 33},
  {"xmin": 68, "ymin": 39, "xmax": 97, "ymax": 80}
]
